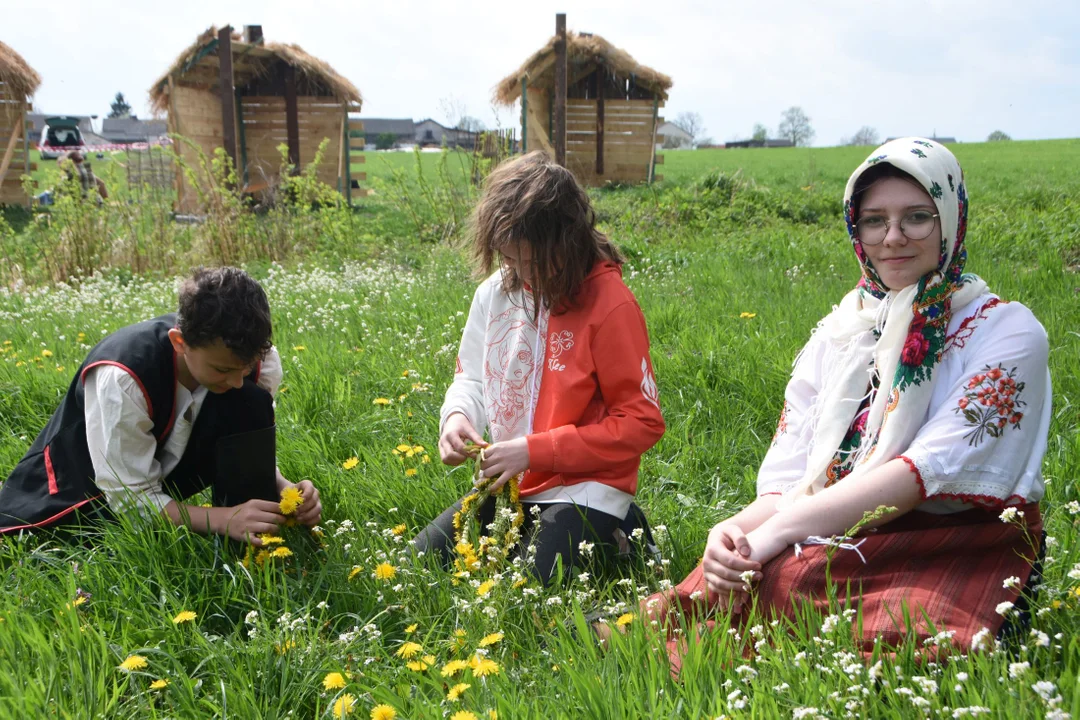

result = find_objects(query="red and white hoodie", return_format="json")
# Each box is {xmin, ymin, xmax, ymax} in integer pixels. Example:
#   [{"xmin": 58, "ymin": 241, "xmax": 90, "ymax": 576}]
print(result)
[{"xmin": 440, "ymin": 261, "xmax": 665, "ymax": 519}]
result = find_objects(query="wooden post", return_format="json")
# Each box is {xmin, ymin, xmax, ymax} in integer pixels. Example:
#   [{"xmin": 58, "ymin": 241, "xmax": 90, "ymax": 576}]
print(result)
[
  {"xmin": 22, "ymin": 101, "xmax": 31, "ymax": 208},
  {"xmin": 647, "ymin": 97, "xmax": 659, "ymax": 184},
  {"xmin": 236, "ymin": 91, "xmax": 248, "ymax": 186},
  {"xmin": 520, "ymin": 78, "xmax": 528, "ymax": 153},
  {"xmin": 0, "ymin": 116, "xmax": 23, "ymax": 195},
  {"xmin": 553, "ymin": 13, "xmax": 567, "ymax": 166},
  {"xmin": 283, "ymin": 64, "xmax": 301, "ymax": 174},
  {"xmin": 594, "ymin": 70, "xmax": 604, "ymax": 176},
  {"xmin": 217, "ymin": 26, "xmax": 238, "ymax": 174}
]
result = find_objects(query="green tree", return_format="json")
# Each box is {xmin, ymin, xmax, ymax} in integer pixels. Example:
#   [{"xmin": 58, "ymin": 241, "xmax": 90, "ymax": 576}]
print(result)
[
  {"xmin": 751, "ymin": 123, "xmax": 768, "ymax": 143},
  {"xmin": 375, "ymin": 132, "xmax": 397, "ymax": 151},
  {"xmin": 778, "ymin": 106, "xmax": 815, "ymax": 146},
  {"xmin": 108, "ymin": 92, "xmax": 132, "ymax": 119},
  {"xmin": 987, "ymin": 130, "xmax": 1012, "ymax": 142}
]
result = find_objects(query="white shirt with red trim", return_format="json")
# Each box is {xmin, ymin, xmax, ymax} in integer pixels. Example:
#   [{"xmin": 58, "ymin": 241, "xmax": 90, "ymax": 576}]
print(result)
[
  {"xmin": 83, "ymin": 347, "xmax": 282, "ymax": 515},
  {"xmin": 759, "ymin": 294, "xmax": 1050, "ymax": 513}
]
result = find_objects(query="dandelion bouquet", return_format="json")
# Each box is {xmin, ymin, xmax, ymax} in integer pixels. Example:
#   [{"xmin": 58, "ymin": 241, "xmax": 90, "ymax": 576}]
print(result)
[
  {"xmin": 451, "ymin": 445, "xmax": 524, "ymax": 573},
  {"xmin": 240, "ymin": 486, "xmax": 305, "ymax": 569}
]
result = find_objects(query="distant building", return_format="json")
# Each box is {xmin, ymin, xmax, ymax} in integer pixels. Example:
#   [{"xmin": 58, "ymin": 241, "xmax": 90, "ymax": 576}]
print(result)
[
  {"xmin": 358, "ymin": 118, "xmax": 416, "ymax": 148},
  {"xmin": 100, "ymin": 117, "xmax": 167, "ymax": 143},
  {"xmin": 723, "ymin": 138, "xmax": 795, "ymax": 149},
  {"xmin": 415, "ymin": 118, "xmax": 477, "ymax": 149},
  {"xmin": 657, "ymin": 121, "xmax": 693, "ymax": 150}
]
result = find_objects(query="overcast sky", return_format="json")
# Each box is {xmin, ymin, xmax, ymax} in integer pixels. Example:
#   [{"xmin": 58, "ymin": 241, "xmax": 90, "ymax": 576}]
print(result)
[{"xmin": 8, "ymin": 0, "xmax": 1078, "ymax": 145}]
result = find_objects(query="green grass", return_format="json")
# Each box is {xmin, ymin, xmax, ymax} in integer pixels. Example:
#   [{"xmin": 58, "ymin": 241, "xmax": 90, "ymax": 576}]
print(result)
[{"xmin": 0, "ymin": 140, "xmax": 1078, "ymax": 718}]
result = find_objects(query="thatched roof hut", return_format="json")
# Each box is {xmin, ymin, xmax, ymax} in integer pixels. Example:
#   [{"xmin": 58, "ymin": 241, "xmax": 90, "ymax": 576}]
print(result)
[
  {"xmin": 0, "ymin": 41, "xmax": 42, "ymax": 206},
  {"xmin": 150, "ymin": 25, "xmax": 366, "ymax": 211},
  {"xmin": 494, "ymin": 31, "xmax": 672, "ymax": 186}
]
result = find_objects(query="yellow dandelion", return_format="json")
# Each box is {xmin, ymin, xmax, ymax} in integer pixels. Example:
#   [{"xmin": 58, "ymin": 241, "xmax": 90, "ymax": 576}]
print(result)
[
  {"xmin": 278, "ymin": 486, "xmax": 304, "ymax": 515},
  {"xmin": 398, "ymin": 394, "xmax": 408, "ymax": 402},
  {"xmin": 447, "ymin": 682, "xmax": 471, "ymax": 701},
  {"xmin": 41, "ymin": 349, "xmax": 53, "ymax": 358},
  {"xmin": 478, "ymin": 631, "xmax": 504, "ymax": 647},
  {"xmin": 56, "ymin": 365, "xmax": 65, "ymax": 372},
  {"xmin": 470, "ymin": 656, "xmax": 500, "ymax": 677},
  {"xmin": 119, "ymin": 654, "xmax": 148, "ymax": 672},
  {"xmin": 404, "ymin": 468, "xmax": 418, "ymax": 477},
  {"xmin": 270, "ymin": 546, "xmax": 293, "ymax": 558},
  {"xmin": 373, "ymin": 397, "xmax": 391, "ymax": 405},
  {"xmin": 395, "ymin": 641, "xmax": 423, "ymax": 659},
  {"xmin": 149, "ymin": 678, "xmax": 169, "ymax": 690},
  {"xmin": 412, "ymin": 445, "xmax": 425, "ymax": 453},
  {"xmin": 322, "ymin": 672, "xmax": 347, "ymax": 691},
  {"xmin": 332, "ymin": 693, "xmax": 356, "ymax": 718},
  {"xmin": 370, "ymin": 705, "xmax": 397, "ymax": 720},
  {"xmin": 615, "ymin": 612, "xmax": 636, "ymax": 627},
  {"xmin": 1074, "ymin": 587, "xmax": 1080, "ymax": 598},
  {"xmin": 342, "ymin": 456, "xmax": 360, "ymax": 470},
  {"xmin": 441, "ymin": 659, "xmax": 469, "ymax": 677},
  {"xmin": 739, "ymin": 312, "xmax": 757, "ymax": 319},
  {"xmin": 404, "ymin": 623, "xmax": 418, "ymax": 634},
  {"xmin": 391, "ymin": 523, "xmax": 407, "ymax": 536},
  {"xmin": 451, "ymin": 711, "xmax": 478, "ymax": 720},
  {"xmin": 395, "ymin": 444, "xmax": 411, "ymax": 453},
  {"xmin": 406, "ymin": 655, "xmax": 435, "ymax": 672},
  {"xmin": 257, "ymin": 534, "xmax": 284, "ymax": 545},
  {"xmin": 293, "ymin": 345, "xmax": 306, "ymax": 351},
  {"xmin": 374, "ymin": 562, "xmax": 397, "ymax": 581},
  {"xmin": 68, "ymin": 594, "xmax": 89, "ymax": 609},
  {"xmin": 422, "ymin": 455, "xmax": 431, "ymax": 464},
  {"xmin": 476, "ymin": 580, "xmax": 495, "ymax": 597},
  {"xmin": 1052, "ymin": 600, "xmax": 1063, "ymax": 609},
  {"xmin": 348, "ymin": 566, "xmax": 363, "ymax": 581},
  {"xmin": 255, "ymin": 549, "xmax": 270, "ymax": 566},
  {"xmin": 512, "ymin": 577, "xmax": 528, "ymax": 589},
  {"xmin": 489, "ymin": 712, "xmax": 498, "ymax": 720},
  {"xmin": 172, "ymin": 610, "xmax": 197, "ymax": 625},
  {"xmin": 274, "ymin": 639, "xmax": 296, "ymax": 655}
]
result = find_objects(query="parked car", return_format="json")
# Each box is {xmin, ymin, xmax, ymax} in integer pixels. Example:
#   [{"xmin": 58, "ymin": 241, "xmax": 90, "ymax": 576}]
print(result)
[{"xmin": 38, "ymin": 117, "xmax": 86, "ymax": 159}]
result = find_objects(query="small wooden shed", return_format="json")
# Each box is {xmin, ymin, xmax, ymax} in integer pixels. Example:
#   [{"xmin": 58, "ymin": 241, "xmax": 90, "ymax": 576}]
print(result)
[
  {"xmin": 495, "ymin": 30, "xmax": 672, "ymax": 186},
  {"xmin": 150, "ymin": 25, "xmax": 366, "ymax": 212},
  {"xmin": 0, "ymin": 41, "xmax": 41, "ymax": 206}
]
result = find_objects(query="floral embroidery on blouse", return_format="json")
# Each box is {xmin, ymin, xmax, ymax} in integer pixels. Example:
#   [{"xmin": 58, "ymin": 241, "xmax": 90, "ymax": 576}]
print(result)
[
  {"xmin": 953, "ymin": 364, "xmax": 1026, "ymax": 446},
  {"xmin": 771, "ymin": 401, "xmax": 789, "ymax": 446}
]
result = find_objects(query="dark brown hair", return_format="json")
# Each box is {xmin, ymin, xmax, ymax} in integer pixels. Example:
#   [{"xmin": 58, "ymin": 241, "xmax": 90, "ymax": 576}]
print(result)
[
  {"xmin": 177, "ymin": 267, "xmax": 272, "ymax": 364},
  {"xmin": 851, "ymin": 163, "xmax": 925, "ymax": 218},
  {"xmin": 469, "ymin": 151, "xmax": 623, "ymax": 316}
]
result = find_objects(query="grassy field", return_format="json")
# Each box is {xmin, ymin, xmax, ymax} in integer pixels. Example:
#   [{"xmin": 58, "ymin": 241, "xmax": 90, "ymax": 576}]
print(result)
[{"xmin": 0, "ymin": 140, "xmax": 1078, "ymax": 718}]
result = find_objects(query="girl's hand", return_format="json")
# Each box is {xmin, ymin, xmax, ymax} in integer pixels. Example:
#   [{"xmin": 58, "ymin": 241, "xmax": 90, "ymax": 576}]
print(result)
[
  {"xmin": 439, "ymin": 413, "xmax": 487, "ymax": 466},
  {"xmin": 479, "ymin": 437, "xmax": 529, "ymax": 491},
  {"xmin": 290, "ymin": 479, "xmax": 322, "ymax": 527},
  {"xmin": 744, "ymin": 527, "xmax": 790, "ymax": 567},
  {"xmin": 702, "ymin": 522, "xmax": 761, "ymax": 614}
]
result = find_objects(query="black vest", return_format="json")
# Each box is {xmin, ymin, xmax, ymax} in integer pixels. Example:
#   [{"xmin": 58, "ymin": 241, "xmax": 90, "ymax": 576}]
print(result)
[{"xmin": 0, "ymin": 314, "xmax": 179, "ymax": 530}]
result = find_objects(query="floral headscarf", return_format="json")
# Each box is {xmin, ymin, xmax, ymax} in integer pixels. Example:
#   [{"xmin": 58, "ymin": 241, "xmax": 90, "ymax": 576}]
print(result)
[{"xmin": 779, "ymin": 138, "xmax": 988, "ymax": 506}]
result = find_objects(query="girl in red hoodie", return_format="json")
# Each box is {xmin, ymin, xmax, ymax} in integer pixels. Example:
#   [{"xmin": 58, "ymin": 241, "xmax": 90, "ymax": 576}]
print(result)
[{"xmin": 413, "ymin": 151, "xmax": 666, "ymax": 584}]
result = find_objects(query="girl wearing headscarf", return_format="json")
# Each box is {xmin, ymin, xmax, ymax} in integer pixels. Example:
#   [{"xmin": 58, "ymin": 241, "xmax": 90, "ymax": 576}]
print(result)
[{"xmin": 633, "ymin": 138, "xmax": 1050, "ymax": 667}]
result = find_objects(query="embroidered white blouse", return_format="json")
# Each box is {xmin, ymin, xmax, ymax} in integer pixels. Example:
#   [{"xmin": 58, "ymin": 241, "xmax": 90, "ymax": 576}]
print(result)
[
  {"xmin": 758, "ymin": 294, "xmax": 1051, "ymax": 513},
  {"xmin": 83, "ymin": 348, "xmax": 282, "ymax": 515}
]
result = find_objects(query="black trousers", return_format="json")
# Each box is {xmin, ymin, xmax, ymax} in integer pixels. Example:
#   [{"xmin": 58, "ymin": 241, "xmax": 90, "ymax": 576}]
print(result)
[
  {"xmin": 0, "ymin": 379, "xmax": 277, "ymax": 533},
  {"xmin": 161, "ymin": 379, "xmax": 279, "ymax": 508},
  {"xmin": 412, "ymin": 495, "xmax": 622, "ymax": 585}
]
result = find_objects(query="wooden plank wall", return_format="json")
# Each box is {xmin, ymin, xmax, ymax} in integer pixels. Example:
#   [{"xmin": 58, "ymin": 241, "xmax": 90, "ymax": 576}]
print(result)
[
  {"xmin": 0, "ymin": 82, "xmax": 30, "ymax": 206},
  {"xmin": 172, "ymin": 84, "xmax": 224, "ymax": 213},
  {"xmin": 565, "ymin": 98, "xmax": 663, "ymax": 186},
  {"xmin": 242, "ymin": 95, "xmax": 343, "ymax": 189},
  {"xmin": 524, "ymin": 88, "xmax": 553, "ymax": 156}
]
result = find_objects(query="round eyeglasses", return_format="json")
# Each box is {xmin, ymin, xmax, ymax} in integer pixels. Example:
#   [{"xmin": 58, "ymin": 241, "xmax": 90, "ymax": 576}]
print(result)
[{"xmin": 855, "ymin": 210, "xmax": 939, "ymax": 245}]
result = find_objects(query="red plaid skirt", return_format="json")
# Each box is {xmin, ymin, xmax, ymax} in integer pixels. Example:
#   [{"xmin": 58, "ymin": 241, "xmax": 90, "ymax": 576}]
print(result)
[{"xmin": 643, "ymin": 504, "xmax": 1042, "ymax": 672}]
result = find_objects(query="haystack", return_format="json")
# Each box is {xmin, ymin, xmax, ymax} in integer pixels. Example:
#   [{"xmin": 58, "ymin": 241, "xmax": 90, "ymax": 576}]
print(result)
[
  {"xmin": 495, "ymin": 31, "xmax": 672, "ymax": 185},
  {"xmin": 0, "ymin": 41, "xmax": 42, "ymax": 206},
  {"xmin": 150, "ymin": 25, "xmax": 366, "ymax": 211}
]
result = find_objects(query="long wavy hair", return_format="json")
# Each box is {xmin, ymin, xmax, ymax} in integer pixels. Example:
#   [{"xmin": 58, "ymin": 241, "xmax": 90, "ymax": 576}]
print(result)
[{"xmin": 469, "ymin": 151, "xmax": 623, "ymax": 317}]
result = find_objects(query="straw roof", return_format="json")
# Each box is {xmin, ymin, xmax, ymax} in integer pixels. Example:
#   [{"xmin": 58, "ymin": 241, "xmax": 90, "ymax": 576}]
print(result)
[
  {"xmin": 494, "ymin": 31, "xmax": 672, "ymax": 105},
  {"xmin": 149, "ymin": 26, "xmax": 362, "ymax": 114},
  {"xmin": 0, "ymin": 40, "xmax": 42, "ymax": 99}
]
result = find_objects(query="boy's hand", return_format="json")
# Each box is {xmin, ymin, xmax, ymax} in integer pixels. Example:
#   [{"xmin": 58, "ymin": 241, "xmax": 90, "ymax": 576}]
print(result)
[
  {"xmin": 479, "ymin": 437, "xmax": 529, "ymax": 491},
  {"xmin": 220, "ymin": 499, "xmax": 286, "ymax": 544},
  {"xmin": 439, "ymin": 412, "xmax": 487, "ymax": 466},
  {"xmin": 291, "ymin": 479, "xmax": 322, "ymax": 526}
]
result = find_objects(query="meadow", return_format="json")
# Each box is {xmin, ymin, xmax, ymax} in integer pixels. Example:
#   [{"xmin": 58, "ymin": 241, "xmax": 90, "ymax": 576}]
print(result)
[{"xmin": 0, "ymin": 140, "xmax": 1078, "ymax": 718}]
